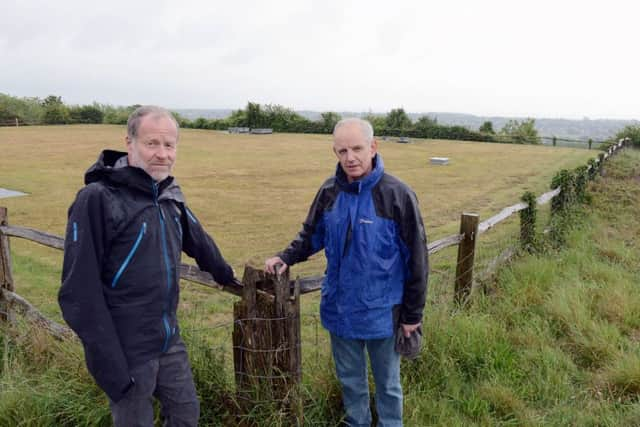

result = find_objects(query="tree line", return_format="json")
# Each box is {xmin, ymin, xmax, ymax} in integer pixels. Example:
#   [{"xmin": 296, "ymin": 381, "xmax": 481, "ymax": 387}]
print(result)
[
  {"xmin": 4, "ymin": 92, "xmax": 638, "ymax": 147},
  {"xmin": 0, "ymin": 94, "xmax": 137, "ymax": 126},
  {"xmin": 180, "ymin": 102, "xmax": 543, "ymax": 144}
]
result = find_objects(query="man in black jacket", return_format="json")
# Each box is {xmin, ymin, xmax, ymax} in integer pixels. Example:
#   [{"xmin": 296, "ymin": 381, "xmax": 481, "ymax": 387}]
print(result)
[{"xmin": 59, "ymin": 106, "xmax": 235, "ymax": 426}]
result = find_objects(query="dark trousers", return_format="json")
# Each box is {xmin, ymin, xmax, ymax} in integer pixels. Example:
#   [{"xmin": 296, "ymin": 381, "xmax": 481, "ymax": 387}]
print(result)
[{"xmin": 109, "ymin": 339, "xmax": 200, "ymax": 427}]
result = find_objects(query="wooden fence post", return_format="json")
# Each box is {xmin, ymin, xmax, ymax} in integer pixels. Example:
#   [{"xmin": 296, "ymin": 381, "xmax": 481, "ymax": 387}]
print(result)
[
  {"xmin": 455, "ymin": 213, "xmax": 479, "ymax": 305},
  {"xmin": 598, "ymin": 153, "xmax": 605, "ymax": 176},
  {"xmin": 0, "ymin": 207, "xmax": 15, "ymax": 323},
  {"xmin": 520, "ymin": 192, "xmax": 537, "ymax": 251},
  {"xmin": 232, "ymin": 265, "xmax": 302, "ymax": 425}
]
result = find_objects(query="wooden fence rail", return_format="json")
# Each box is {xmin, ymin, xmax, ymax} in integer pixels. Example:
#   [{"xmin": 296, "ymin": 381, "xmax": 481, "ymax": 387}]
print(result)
[{"xmin": 0, "ymin": 137, "xmax": 630, "ymax": 423}]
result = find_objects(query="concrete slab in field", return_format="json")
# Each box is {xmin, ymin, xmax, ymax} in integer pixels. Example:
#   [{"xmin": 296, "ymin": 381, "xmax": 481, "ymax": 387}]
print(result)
[
  {"xmin": 0, "ymin": 188, "xmax": 28, "ymax": 199},
  {"xmin": 430, "ymin": 157, "xmax": 450, "ymax": 165}
]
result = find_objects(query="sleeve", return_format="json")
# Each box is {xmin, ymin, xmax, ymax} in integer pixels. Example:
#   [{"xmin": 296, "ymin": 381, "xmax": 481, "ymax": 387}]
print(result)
[
  {"xmin": 398, "ymin": 190, "xmax": 429, "ymax": 325},
  {"xmin": 278, "ymin": 187, "xmax": 327, "ymax": 266},
  {"xmin": 58, "ymin": 187, "xmax": 133, "ymax": 403},
  {"xmin": 180, "ymin": 205, "xmax": 235, "ymax": 285}
]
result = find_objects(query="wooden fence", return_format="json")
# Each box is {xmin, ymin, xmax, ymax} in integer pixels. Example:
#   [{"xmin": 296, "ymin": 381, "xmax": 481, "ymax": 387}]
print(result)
[{"xmin": 0, "ymin": 137, "xmax": 630, "ymax": 424}]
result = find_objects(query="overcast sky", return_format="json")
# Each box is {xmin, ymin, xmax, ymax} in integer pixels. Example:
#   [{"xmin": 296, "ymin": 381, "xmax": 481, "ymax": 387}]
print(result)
[{"xmin": 2, "ymin": 0, "xmax": 639, "ymax": 119}]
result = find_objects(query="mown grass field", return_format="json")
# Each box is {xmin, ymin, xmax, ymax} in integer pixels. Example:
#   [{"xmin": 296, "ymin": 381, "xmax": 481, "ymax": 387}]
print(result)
[
  {"xmin": 0, "ymin": 125, "xmax": 595, "ymax": 320},
  {"xmin": 3, "ymin": 125, "xmax": 628, "ymax": 426},
  {"xmin": 1, "ymin": 124, "xmax": 594, "ymax": 274}
]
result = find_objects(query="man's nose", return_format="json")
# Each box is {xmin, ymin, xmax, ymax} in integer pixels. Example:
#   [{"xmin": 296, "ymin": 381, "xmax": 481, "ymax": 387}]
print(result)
[
  {"xmin": 155, "ymin": 145, "xmax": 168, "ymax": 159},
  {"xmin": 345, "ymin": 150, "xmax": 355, "ymax": 161}
]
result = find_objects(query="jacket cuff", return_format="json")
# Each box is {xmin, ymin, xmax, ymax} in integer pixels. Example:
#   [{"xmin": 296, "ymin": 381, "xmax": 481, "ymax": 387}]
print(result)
[
  {"xmin": 278, "ymin": 252, "xmax": 294, "ymax": 267},
  {"xmin": 106, "ymin": 377, "xmax": 135, "ymax": 404},
  {"xmin": 400, "ymin": 311, "xmax": 422, "ymax": 325},
  {"xmin": 216, "ymin": 264, "xmax": 235, "ymax": 286}
]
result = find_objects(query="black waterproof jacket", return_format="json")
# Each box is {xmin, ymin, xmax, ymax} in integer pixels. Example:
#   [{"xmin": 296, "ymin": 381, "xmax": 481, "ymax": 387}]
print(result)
[{"xmin": 59, "ymin": 150, "xmax": 234, "ymax": 402}]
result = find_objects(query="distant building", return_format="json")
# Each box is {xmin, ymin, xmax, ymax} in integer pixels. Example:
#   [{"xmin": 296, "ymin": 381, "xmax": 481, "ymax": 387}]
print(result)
[{"xmin": 430, "ymin": 157, "xmax": 450, "ymax": 165}]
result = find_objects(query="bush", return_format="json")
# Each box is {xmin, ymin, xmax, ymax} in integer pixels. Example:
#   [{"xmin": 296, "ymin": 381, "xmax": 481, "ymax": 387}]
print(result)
[
  {"xmin": 0, "ymin": 105, "xmax": 24, "ymax": 125},
  {"xmin": 69, "ymin": 105, "xmax": 104, "ymax": 124},
  {"xmin": 499, "ymin": 118, "xmax": 540, "ymax": 144},
  {"xmin": 43, "ymin": 104, "xmax": 71, "ymax": 124},
  {"xmin": 615, "ymin": 125, "xmax": 640, "ymax": 148},
  {"xmin": 0, "ymin": 93, "xmax": 43, "ymax": 124},
  {"xmin": 103, "ymin": 105, "xmax": 140, "ymax": 125}
]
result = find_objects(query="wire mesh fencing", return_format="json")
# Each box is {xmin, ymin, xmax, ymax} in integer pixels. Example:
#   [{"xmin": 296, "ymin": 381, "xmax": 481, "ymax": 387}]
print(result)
[{"xmin": 177, "ymin": 292, "xmax": 337, "ymax": 425}]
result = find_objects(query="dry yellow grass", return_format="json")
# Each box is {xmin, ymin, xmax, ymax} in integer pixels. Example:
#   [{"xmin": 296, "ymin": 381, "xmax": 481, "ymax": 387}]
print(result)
[{"xmin": 1, "ymin": 124, "xmax": 595, "ymax": 279}]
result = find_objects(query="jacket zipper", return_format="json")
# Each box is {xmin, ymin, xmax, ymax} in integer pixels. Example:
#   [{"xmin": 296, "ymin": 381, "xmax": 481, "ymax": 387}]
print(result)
[
  {"xmin": 111, "ymin": 222, "xmax": 147, "ymax": 288},
  {"xmin": 162, "ymin": 313, "xmax": 171, "ymax": 352},
  {"xmin": 153, "ymin": 181, "xmax": 173, "ymax": 352}
]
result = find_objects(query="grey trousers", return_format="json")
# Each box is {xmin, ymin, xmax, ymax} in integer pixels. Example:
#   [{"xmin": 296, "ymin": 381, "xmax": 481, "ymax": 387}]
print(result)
[{"xmin": 109, "ymin": 339, "xmax": 200, "ymax": 427}]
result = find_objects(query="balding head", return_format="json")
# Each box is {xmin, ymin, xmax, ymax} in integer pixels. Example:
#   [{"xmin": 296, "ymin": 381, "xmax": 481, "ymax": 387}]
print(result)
[{"xmin": 333, "ymin": 118, "xmax": 374, "ymax": 146}]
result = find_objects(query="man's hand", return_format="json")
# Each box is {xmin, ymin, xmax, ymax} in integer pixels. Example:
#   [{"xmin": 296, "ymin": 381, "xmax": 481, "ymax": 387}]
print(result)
[
  {"xmin": 400, "ymin": 323, "xmax": 421, "ymax": 338},
  {"xmin": 265, "ymin": 256, "xmax": 288, "ymax": 275}
]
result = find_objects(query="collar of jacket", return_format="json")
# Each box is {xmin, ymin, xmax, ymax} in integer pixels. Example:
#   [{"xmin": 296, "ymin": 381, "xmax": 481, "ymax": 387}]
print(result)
[
  {"xmin": 335, "ymin": 153, "xmax": 384, "ymax": 194},
  {"xmin": 84, "ymin": 149, "xmax": 185, "ymax": 203}
]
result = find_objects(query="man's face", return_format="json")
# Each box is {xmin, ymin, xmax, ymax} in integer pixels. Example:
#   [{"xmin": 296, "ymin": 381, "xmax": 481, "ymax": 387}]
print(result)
[
  {"xmin": 333, "ymin": 122, "xmax": 378, "ymax": 183},
  {"xmin": 127, "ymin": 115, "xmax": 178, "ymax": 182}
]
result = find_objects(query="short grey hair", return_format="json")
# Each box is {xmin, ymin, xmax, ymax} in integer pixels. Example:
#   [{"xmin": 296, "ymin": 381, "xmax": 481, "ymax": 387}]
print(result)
[
  {"xmin": 127, "ymin": 105, "xmax": 179, "ymax": 141},
  {"xmin": 333, "ymin": 117, "xmax": 374, "ymax": 145}
]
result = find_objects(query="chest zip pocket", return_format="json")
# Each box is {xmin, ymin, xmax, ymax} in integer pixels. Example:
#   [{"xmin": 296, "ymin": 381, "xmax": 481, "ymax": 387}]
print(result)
[{"xmin": 111, "ymin": 222, "xmax": 147, "ymax": 288}]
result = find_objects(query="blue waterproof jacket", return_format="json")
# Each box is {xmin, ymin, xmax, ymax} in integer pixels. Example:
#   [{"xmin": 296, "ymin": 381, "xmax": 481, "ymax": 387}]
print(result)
[
  {"xmin": 59, "ymin": 150, "xmax": 234, "ymax": 403},
  {"xmin": 279, "ymin": 155, "xmax": 428, "ymax": 339}
]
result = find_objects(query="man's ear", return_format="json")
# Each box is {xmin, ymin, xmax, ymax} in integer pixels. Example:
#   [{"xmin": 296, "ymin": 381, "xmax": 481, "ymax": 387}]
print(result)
[
  {"xmin": 125, "ymin": 136, "xmax": 133, "ymax": 158},
  {"xmin": 371, "ymin": 138, "xmax": 378, "ymax": 156}
]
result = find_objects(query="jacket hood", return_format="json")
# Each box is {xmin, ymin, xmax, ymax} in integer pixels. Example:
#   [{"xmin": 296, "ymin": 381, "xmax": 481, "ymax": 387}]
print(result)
[
  {"xmin": 335, "ymin": 153, "xmax": 384, "ymax": 193},
  {"xmin": 85, "ymin": 150, "xmax": 185, "ymax": 203}
]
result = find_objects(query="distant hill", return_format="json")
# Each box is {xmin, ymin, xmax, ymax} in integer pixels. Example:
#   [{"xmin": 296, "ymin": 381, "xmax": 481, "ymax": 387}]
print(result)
[
  {"xmin": 173, "ymin": 108, "xmax": 234, "ymax": 120},
  {"xmin": 406, "ymin": 112, "xmax": 639, "ymax": 142},
  {"xmin": 173, "ymin": 108, "xmax": 639, "ymax": 142}
]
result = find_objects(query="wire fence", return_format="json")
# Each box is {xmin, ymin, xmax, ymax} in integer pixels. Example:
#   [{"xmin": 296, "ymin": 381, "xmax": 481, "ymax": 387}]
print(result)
[
  {"xmin": 175, "ymin": 297, "xmax": 336, "ymax": 424},
  {"xmin": 179, "ymin": 294, "xmax": 332, "ymax": 381}
]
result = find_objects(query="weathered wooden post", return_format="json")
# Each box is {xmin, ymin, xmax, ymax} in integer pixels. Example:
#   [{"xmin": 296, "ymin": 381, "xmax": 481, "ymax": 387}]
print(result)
[
  {"xmin": 232, "ymin": 265, "xmax": 302, "ymax": 425},
  {"xmin": 598, "ymin": 153, "xmax": 605, "ymax": 176},
  {"xmin": 0, "ymin": 207, "xmax": 15, "ymax": 323},
  {"xmin": 588, "ymin": 139, "xmax": 592, "ymax": 150},
  {"xmin": 455, "ymin": 213, "xmax": 479, "ymax": 305},
  {"xmin": 552, "ymin": 136, "xmax": 557, "ymax": 147},
  {"xmin": 520, "ymin": 192, "xmax": 537, "ymax": 252}
]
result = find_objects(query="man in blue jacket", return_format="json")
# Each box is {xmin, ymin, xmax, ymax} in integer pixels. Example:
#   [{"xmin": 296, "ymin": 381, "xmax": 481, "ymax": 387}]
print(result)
[
  {"xmin": 59, "ymin": 106, "xmax": 236, "ymax": 426},
  {"xmin": 266, "ymin": 118, "xmax": 428, "ymax": 426}
]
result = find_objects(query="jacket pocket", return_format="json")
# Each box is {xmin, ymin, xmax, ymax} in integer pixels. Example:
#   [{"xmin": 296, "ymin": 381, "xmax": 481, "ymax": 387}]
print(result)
[
  {"xmin": 362, "ymin": 221, "xmax": 398, "ymax": 306},
  {"xmin": 111, "ymin": 222, "xmax": 147, "ymax": 288}
]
